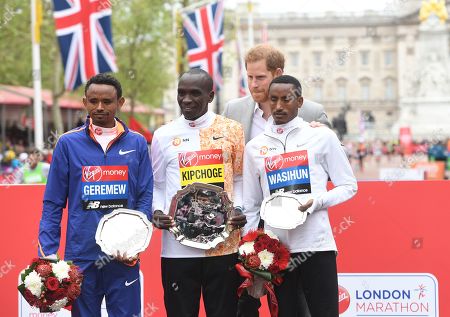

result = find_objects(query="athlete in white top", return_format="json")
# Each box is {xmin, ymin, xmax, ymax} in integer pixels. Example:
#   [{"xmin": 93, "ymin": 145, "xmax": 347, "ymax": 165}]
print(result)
[
  {"xmin": 151, "ymin": 69, "xmax": 247, "ymax": 317},
  {"xmin": 243, "ymin": 75, "xmax": 357, "ymax": 317}
]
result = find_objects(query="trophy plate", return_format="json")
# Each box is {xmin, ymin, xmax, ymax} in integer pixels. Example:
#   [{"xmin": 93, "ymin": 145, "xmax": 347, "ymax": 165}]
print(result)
[
  {"xmin": 168, "ymin": 183, "xmax": 234, "ymax": 250},
  {"xmin": 95, "ymin": 208, "xmax": 153, "ymax": 257},
  {"xmin": 260, "ymin": 193, "xmax": 311, "ymax": 230}
]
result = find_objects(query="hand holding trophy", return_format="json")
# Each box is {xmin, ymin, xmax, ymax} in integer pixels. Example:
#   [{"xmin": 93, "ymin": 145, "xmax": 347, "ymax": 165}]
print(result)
[
  {"xmin": 152, "ymin": 210, "xmax": 176, "ymax": 230},
  {"xmin": 228, "ymin": 206, "xmax": 247, "ymax": 229},
  {"xmin": 260, "ymin": 193, "xmax": 313, "ymax": 230}
]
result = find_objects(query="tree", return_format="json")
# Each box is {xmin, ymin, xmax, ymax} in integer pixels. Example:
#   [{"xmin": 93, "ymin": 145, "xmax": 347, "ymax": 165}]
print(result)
[
  {"xmin": 0, "ymin": 0, "xmax": 59, "ymax": 89},
  {"xmin": 1, "ymin": 0, "xmax": 176, "ymax": 122},
  {"xmin": 112, "ymin": 0, "xmax": 175, "ymax": 115},
  {"xmin": 0, "ymin": 0, "xmax": 65, "ymax": 136}
]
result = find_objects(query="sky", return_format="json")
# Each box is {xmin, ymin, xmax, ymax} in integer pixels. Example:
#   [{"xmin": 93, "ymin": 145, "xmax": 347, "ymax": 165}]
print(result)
[{"xmin": 224, "ymin": 0, "xmax": 397, "ymax": 14}]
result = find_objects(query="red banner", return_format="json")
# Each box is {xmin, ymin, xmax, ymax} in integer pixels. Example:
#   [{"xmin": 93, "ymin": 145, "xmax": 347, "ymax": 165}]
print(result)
[{"xmin": 1, "ymin": 181, "xmax": 449, "ymax": 316}]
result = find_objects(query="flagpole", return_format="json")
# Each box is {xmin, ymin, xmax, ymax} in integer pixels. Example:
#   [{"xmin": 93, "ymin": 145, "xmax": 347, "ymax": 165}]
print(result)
[
  {"xmin": 180, "ymin": 0, "xmax": 212, "ymax": 14},
  {"xmin": 175, "ymin": 2, "xmax": 187, "ymax": 118},
  {"xmin": 247, "ymin": 0, "xmax": 254, "ymax": 47},
  {"xmin": 31, "ymin": 0, "xmax": 44, "ymax": 150},
  {"xmin": 236, "ymin": 17, "xmax": 248, "ymax": 96}
]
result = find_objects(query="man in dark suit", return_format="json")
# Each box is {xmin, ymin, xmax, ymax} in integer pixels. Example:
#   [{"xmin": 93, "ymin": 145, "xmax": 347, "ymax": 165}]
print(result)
[{"xmin": 223, "ymin": 44, "xmax": 330, "ymax": 317}]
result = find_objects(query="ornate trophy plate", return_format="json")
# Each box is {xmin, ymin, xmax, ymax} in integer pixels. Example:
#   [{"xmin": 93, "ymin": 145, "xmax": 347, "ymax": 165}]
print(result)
[
  {"xmin": 168, "ymin": 183, "xmax": 234, "ymax": 250},
  {"xmin": 95, "ymin": 208, "xmax": 153, "ymax": 257},
  {"xmin": 260, "ymin": 193, "xmax": 311, "ymax": 230}
]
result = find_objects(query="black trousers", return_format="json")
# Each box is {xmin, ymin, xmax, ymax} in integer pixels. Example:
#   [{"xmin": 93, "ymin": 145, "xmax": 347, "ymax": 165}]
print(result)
[
  {"xmin": 275, "ymin": 251, "xmax": 339, "ymax": 317},
  {"xmin": 161, "ymin": 253, "xmax": 240, "ymax": 317}
]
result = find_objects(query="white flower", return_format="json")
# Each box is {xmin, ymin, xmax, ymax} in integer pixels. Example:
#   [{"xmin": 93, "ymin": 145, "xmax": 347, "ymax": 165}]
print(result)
[
  {"xmin": 49, "ymin": 297, "xmax": 68, "ymax": 311},
  {"xmin": 51, "ymin": 261, "xmax": 70, "ymax": 281},
  {"xmin": 264, "ymin": 230, "xmax": 279, "ymax": 241},
  {"xmin": 238, "ymin": 241, "xmax": 255, "ymax": 255},
  {"xmin": 257, "ymin": 250, "xmax": 274, "ymax": 269},
  {"xmin": 24, "ymin": 271, "xmax": 43, "ymax": 297}
]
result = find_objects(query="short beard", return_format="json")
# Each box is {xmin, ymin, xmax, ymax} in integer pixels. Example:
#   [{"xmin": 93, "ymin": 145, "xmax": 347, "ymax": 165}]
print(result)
[{"xmin": 250, "ymin": 91, "xmax": 269, "ymax": 104}]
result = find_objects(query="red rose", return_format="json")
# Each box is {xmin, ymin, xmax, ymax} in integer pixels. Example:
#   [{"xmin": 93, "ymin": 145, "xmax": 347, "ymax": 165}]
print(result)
[
  {"xmin": 46, "ymin": 288, "xmax": 67, "ymax": 301},
  {"xmin": 36, "ymin": 264, "xmax": 53, "ymax": 278},
  {"xmin": 246, "ymin": 255, "xmax": 261, "ymax": 269},
  {"xmin": 266, "ymin": 240, "xmax": 279, "ymax": 253},
  {"xmin": 253, "ymin": 241, "xmax": 265, "ymax": 253},
  {"xmin": 45, "ymin": 277, "xmax": 60, "ymax": 291}
]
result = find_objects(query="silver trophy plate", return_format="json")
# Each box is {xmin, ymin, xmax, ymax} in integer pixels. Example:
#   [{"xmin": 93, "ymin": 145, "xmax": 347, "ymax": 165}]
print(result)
[
  {"xmin": 168, "ymin": 183, "xmax": 234, "ymax": 250},
  {"xmin": 95, "ymin": 208, "xmax": 153, "ymax": 257},
  {"xmin": 260, "ymin": 193, "xmax": 311, "ymax": 229}
]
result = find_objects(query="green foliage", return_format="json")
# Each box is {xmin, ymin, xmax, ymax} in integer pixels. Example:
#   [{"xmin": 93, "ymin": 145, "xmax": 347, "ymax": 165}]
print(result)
[
  {"xmin": 249, "ymin": 268, "xmax": 273, "ymax": 281},
  {"xmin": 0, "ymin": 0, "xmax": 176, "ymax": 112},
  {"xmin": 0, "ymin": 0, "xmax": 59, "ymax": 88},
  {"xmin": 20, "ymin": 265, "xmax": 36, "ymax": 283},
  {"xmin": 112, "ymin": 0, "xmax": 175, "ymax": 111}
]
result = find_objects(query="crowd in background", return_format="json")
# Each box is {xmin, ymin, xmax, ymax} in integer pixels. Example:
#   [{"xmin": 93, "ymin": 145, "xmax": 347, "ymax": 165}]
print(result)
[
  {"xmin": 1, "ymin": 135, "xmax": 449, "ymax": 184},
  {"xmin": 343, "ymin": 138, "xmax": 449, "ymax": 177},
  {"xmin": 0, "ymin": 140, "xmax": 52, "ymax": 184}
]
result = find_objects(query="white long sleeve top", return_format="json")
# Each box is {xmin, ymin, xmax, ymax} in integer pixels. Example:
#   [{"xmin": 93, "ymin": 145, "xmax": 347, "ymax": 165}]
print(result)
[
  {"xmin": 151, "ymin": 111, "xmax": 245, "ymax": 258},
  {"xmin": 243, "ymin": 117, "xmax": 357, "ymax": 253}
]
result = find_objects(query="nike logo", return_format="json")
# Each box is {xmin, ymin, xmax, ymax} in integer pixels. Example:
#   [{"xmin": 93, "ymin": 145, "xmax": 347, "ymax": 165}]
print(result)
[
  {"xmin": 212, "ymin": 136, "xmax": 224, "ymax": 140},
  {"xmin": 119, "ymin": 149, "xmax": 136, "ymax": 155},
  {"xmin": 125, "ymin": 278, "xmax": 139, "ymax": 287}
]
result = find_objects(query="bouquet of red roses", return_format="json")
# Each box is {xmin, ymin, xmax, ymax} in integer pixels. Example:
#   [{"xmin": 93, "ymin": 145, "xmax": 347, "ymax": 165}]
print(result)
[
  {"xmin": 18, "ymin": 257, "xmax": 83, "ymax": 312},
  {"xmin": 236, "ymin": 229, "xmax": 290, "ymax": 317}
]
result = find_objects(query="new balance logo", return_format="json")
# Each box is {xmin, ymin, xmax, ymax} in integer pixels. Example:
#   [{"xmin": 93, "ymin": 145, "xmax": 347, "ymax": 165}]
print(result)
[
  {"xmin": 86, "ymin": 201, "xmax": 100, "ymax": 209},
  {"xmin": 119, "ymin": 149, "xmax": 136, "ymax": 155}
]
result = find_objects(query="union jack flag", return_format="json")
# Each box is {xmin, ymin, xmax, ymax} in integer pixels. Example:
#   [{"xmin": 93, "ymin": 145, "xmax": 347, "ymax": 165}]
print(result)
[
  {"xmin": 181, "ymin": 0, "xmax": 224, "ymax": 90},
  {"xmin": 53, "ymin": 0, "xmax": 118, "ymax": 91}
]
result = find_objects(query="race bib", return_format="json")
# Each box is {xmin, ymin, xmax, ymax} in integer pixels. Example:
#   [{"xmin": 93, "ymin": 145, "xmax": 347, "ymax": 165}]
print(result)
[
  {"xmin": 178, "ymin": 149, "xmax": 224, "ymax": 188},
  {"xmin": 265, "ymin": 150, "xmax": 311, "ymax": 195},
  {"xmin": 81, "ymin": 166, "xmax": 129, "ymax": 210}
]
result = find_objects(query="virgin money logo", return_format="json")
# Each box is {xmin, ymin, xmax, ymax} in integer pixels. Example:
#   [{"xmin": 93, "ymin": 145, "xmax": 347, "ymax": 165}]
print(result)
[
  {"xmin": 83, "ymin": 166, "xmax": 103, "ymax": 182},
  {"xmin": 338, "ymin": 285, "xmax": 350, "ymax": 314},
  {"xmin": 179, "ymin": 152, "xmax": 198, "ymax": 167},
  {"xmin": 265, "ymin": 155, "xmax": 284, "ymax": 171}
]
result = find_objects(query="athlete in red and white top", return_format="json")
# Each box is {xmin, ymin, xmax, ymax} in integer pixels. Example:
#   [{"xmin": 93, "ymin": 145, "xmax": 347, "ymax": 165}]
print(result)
[
  {"xmin": 151, "ymin": 69, "xmax": 246, "ymax": 317},
  {"xmin": 243, "ymin": 75, "xmax": 357, "ymax": 317}
]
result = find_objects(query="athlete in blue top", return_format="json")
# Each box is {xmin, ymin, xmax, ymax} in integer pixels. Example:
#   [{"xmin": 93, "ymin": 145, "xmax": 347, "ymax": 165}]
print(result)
[{"xmin": 38, "ymin": 73, "xmax": 153, "ymax": 317}]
